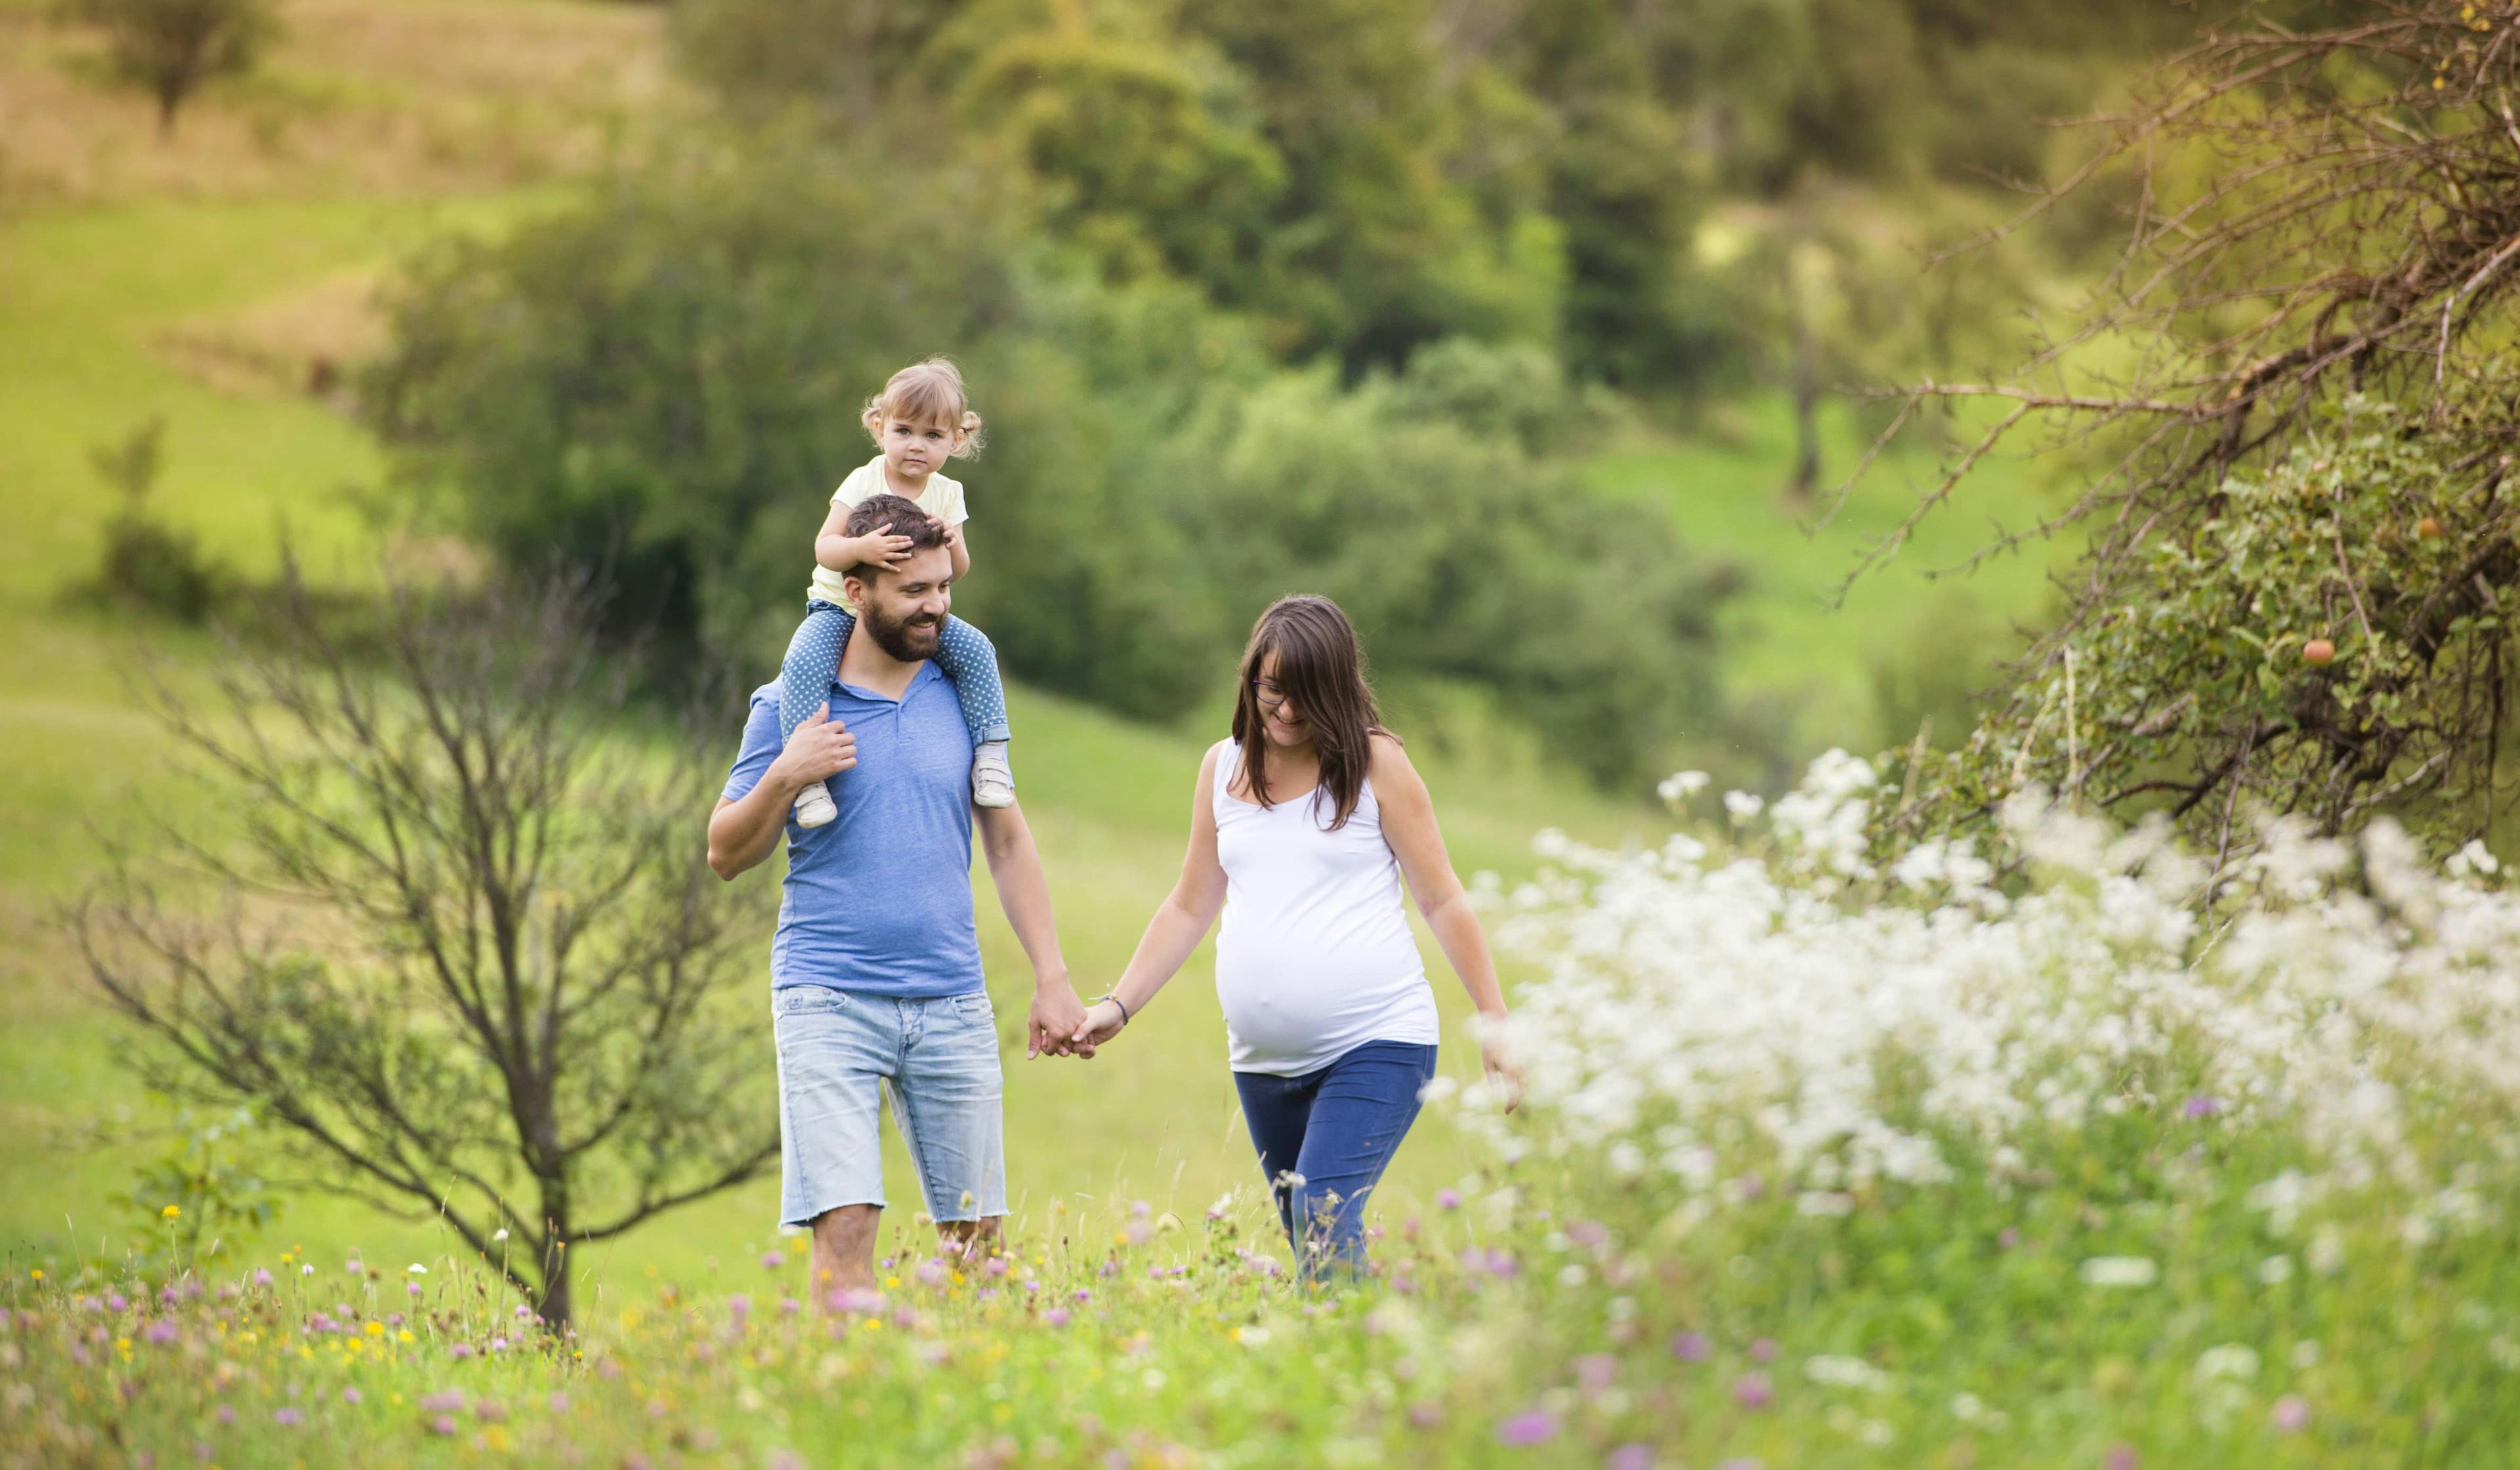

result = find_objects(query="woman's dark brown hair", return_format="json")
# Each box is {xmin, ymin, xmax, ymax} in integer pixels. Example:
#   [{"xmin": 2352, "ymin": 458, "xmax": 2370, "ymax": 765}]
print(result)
[{"xmin": 1230, "ymin": 595, "xmax": 1390, "ymax": 830}]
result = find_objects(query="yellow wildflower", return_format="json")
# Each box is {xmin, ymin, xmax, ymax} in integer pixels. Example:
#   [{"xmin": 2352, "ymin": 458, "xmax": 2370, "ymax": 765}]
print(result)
[
  {"xmin": 396, "ymin": 1330, "xmax": 415, "ymax": 1343},
  {"xmin": 365, "ymin": 1321, "xmax": 385, "ymax": 1337}
]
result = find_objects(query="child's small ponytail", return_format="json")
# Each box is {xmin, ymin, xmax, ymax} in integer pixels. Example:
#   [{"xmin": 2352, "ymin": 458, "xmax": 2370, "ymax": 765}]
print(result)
[{"xmin": 864, "ymin": 358, "xmax": 985, "ymax": 457}]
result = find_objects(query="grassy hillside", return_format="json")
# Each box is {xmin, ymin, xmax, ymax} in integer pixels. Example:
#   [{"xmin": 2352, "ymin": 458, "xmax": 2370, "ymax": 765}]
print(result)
[{"xmin": 0, "ymin": 0, "xmax": 2067, "ymax": 1290}]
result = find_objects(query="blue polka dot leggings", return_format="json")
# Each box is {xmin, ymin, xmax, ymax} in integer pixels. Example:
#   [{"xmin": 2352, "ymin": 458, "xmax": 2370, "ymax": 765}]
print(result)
[{"xmin": 779, "ymin": 600, "xmax": 1014, "ymax": 749}]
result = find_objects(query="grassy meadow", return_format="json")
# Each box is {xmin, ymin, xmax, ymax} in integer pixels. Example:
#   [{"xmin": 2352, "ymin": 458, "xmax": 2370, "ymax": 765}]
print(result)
[{"xmin": 0, "ymin": 1, "xmax": 2195, "ymax": 1464}]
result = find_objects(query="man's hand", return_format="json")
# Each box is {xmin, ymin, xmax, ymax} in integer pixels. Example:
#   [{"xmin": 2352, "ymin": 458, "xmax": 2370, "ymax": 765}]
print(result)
[
  {"xmin": 1027, "ymin": 975, "xmax": 1087, "ymax": 1060},
  {"xmin": 766, "ymin": 704, "xmax": 856, "ymax": 796},
  {"xmin": 845, "ymin": 524, "xmax": 915, "ymax": 572}
]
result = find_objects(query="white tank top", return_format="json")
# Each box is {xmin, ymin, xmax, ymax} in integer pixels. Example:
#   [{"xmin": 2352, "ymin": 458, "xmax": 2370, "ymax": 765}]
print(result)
[{"xmin": 1209, "ymin": 739, "xmax": 1440, "ymax": 1075}]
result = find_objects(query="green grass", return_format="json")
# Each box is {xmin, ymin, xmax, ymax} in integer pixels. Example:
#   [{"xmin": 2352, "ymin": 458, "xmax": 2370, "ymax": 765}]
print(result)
[
  {"xmin": 0, "ymin": 175, "xmax": 1672, "ymax": 1278},
  {"xmin": 1592, "ymin": 395, "xmax": 2074, "ymax": 755}
]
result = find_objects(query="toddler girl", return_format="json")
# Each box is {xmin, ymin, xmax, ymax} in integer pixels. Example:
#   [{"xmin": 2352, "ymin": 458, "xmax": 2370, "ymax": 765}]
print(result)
[{"xmin": 781, "ymin": 358, "xmax": 1015, "ymax": 826}]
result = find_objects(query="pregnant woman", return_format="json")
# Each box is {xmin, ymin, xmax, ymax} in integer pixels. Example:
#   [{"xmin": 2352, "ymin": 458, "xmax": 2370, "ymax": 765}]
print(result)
[{"xmin": 1072, "ymin": 595, "xmax": 1515, "ymax": 1281}]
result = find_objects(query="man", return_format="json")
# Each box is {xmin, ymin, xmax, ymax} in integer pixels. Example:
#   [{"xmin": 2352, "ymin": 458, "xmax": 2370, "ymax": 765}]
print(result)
[{"xmin": 708, "ymin": 493, "xmax": 1087, "ymax": 1298}]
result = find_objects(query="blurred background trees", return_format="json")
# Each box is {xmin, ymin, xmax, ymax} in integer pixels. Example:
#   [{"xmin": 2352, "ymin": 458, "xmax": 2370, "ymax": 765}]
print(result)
[{"xmin": 370, "ymin": 0, "xmax": 2271, "ymax": 791}]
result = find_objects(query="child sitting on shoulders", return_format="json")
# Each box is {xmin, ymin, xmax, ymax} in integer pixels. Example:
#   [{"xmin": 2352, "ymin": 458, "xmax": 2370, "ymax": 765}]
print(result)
[{"xmin": 780, "ymin": 358, "xmax": 1015, "ymax": 827}]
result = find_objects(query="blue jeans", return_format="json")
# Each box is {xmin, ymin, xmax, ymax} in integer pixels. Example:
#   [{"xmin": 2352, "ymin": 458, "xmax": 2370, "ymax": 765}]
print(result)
[
  {"xmin": 1233, "ymin": 1041, "xmax": 1438, "ymax": 1282},
  {"xmin": 780, "ymin": 600, "xmax": 1013, "ymax": 749},
  {"xmin": 771, "ymin": 985, "xmax": 1006, "ymax": 1228}
]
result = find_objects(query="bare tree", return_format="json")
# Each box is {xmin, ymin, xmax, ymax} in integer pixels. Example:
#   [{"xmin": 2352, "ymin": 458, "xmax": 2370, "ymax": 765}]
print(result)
[
  {"xmin": 73, "ymin": 564, "xmax": 775, "ymax": 1327},
  {"xmin": 58, "ymin": 0, "xmax": 278, "ymax": 138},
  {"xmin": 1842, "ymin": 1, "xmax": 2520, "ymax": 858}
]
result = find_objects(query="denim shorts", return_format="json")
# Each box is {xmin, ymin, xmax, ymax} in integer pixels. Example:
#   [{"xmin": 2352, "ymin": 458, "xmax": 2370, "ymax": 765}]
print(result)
[{"xmin": 772, "ymin": 985, "xmax": 1006, "ymax": 1227}]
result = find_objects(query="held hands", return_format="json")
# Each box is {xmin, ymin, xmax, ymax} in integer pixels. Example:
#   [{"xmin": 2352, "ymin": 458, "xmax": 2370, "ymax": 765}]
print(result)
[
  {"xmin": 1068, "ymin": 999, "xmax": 1127, "ymax": 1053},
  {"xmin": 771, "ymin": 704, "xmax": 857, "ymax": 792},
  {"xmin": 1026, "ymin": 976, "xmax": 1089, "ymax": 1060}
]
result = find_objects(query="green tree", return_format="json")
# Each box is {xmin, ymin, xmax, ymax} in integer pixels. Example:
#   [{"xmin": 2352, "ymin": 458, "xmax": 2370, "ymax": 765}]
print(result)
[
  {"xmin": 1861, "ymin": 2, "xmax": 2520, "ymax": 858},
  {"xmin": 59, "ymin": 0, "xmax": 278, "ymax": 137}
]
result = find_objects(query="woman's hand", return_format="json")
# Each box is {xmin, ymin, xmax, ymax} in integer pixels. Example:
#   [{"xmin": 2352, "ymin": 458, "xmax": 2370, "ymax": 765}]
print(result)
[
  {"xmin": 1480, "ymin": 1032, "xmax": 1522, "ymax": 1114},
  {"xmin": 1069, "ymin": 998, "xmax": 1128, "ymax": 1053}
]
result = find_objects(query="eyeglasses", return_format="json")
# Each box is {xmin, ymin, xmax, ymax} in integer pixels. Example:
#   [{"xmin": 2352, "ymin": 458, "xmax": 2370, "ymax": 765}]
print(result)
[{"xmin": 1251, "ymin": 679, "xmax": 1289, "ymax": 707}]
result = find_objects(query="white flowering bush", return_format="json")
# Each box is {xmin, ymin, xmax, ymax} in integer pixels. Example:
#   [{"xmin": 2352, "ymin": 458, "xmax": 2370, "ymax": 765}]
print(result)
[
  {"xmin": 1402, "ymin": 752, "xmax": 2520, "ymax": 1460},
  {"xmin": 1461, "ymin": 751, "xmax": 2520, "ymax": 1225}
]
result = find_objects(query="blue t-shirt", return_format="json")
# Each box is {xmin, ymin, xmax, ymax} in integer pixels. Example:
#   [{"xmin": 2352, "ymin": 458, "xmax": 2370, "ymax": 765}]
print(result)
[{"xmin": 721, "ymin": 671, "xmax": 983, "ymax": 997}]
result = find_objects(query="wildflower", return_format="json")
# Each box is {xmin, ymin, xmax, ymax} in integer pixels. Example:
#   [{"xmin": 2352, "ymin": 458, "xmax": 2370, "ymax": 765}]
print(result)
[
  {"xmin": 2193, "ymin": 1344, "xmax": 2259, "ymax": 1381},
  {"xmin": 406, "ymin": 1265, "xmax": 427, "ymax": 1275},
  {"xmin": 301, "ymin": 1265, "xmax": 314, "ymax": 1276},
  {"xmin": 1407, "ymin": 1404, "xmax": 1444, "ymax": 1429},
  {"xmin": 1607, "ymin": 1445, "xmax": 1654, "ymax": 1470},
  {"xmin": 1748, "ymin": 1337, "xmax": 1777, "ymax": 1362},
  {"xmin": 761, "ymin": 1251, "xmax": 786, "ymax": 1270},
  {"xmin": 272, "ymin": 1408, "xmax": 303, "ymax": 1427},
  {"xmin": 341, "ymin": 1387, "xmax": 362, "ymax": 1405},
  {"xmin": 162, "ymin": 1205, "xmax": 180, "ymax": 1220},
  {"xmin": 419, "ymin": 1391, "xmax": 465, "ymax": 1413},
  {"xmin": 1576, "ymin": 1354, "xmax": 1617, "ymax": 1393},
  {"xmin": 450, "ymin": 1343, "xmax": 474, "ymax": 1360},
  {"xmin": 549, "ymin": 1392, "xmax": 571, "ymax": 1412},
  {"xmin": 2271, "ymin": 1395, "xmax": 2311, "ymax": 1433},
  {"xmin": 2105, "ymin": 1445, "xmax": 2139, "ymax": 1470},
  {"xmin": 2183, "ymin": 1095, "xmax": 2223, "ymax": 1118},
  {"xmin": 2080, "ymin": 1257, "xmax": 2160, "ymax": 1288},
  {"xmin": 1732, "ymin": 1372, "xmax": 1774, "ymax": 1409},
  {"xmin": 108, "ymin": 1293, "xmax": 129, "ymax": 1312},
  {"xmin": 428, "ymin": 1415, "xmax": 457, "ymax": 1436},
  {"xmin": 1044, "ymin": 1309, "xmax": 1071, "ymax": 1328},
  {"xmin": 1670, "ymin": 1331, "xmax": 1710, "ymax": 1362},
  {"xmin": 144, "ymin": 1320, "xmax": 179, "ymax": 1346},
  {"xmin": 1436, "ymin": 1190, "xmax": 1461, "ymax": 1210},
  {"xmin": 490, "ymin": 1229, "xmax": 508, "ymax": 1242},
  {"xmin": 1495, "ymin": 1408, "xmax": 1559, "ymax": 1445}
]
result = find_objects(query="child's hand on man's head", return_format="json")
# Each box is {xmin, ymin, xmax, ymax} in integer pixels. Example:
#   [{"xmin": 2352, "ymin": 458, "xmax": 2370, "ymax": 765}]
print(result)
[{"xmin": 852, "ymin": 523, "xmax": 914, "ymax": 569}]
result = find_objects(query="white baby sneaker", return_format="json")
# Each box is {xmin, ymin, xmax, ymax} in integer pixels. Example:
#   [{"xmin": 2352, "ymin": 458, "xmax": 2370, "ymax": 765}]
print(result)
[{"xmin": 972, "ymin": 742, "xmax": 1015, "ymax": 808}]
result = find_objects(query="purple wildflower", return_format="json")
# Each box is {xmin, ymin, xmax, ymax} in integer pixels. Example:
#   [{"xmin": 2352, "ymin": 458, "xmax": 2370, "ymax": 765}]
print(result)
[
  {"xmin": 420, "ymin": 1391, "xmax": 465, "ymax": 1413},
  {"xmin": 549, "ymin": 1392, "xmax": 571, "ymax": 1413},
  {"xmin": 1606, "ymin": 1446, "xmax": 1654, "ymax": 1470},
  {"xmin": 1408, "ymin": 1403, "xmax": 1444, "ymax": 1429},
  {"xmin": 108, "ymin": 1293, "xmax": 129, "ymax": 1312},
  {"xmin": 2272, "ymin": 1395, "xmax": 2311, "ymax": 1433},
  {"xmin": 1496, "ymin": 1409, "xmax": 1560, "ymax": 1445},
  {"xmin": 272, "ymin": 1408, "xmax": 303, "ymax": 1427},
  {"xmin": 427, "ymin": 1415, "xmax": 458, "ymax": 1437},
  {"xmin": 2105, "ymin": 1445, "xmax": 2139, "ymax": 1470},
  {"xmin": 341, "ymin": 1387, "xmax": 362, "ymax": 1405},
  {"xmin": 1436, "ymin": 1189, "xmax": 1461, "ymax": 1209},
  {"xmin": 1576, "ymin": 1354, "xmax": 1618, "ymax": 1393},
  {"xmin": 1732, "ymin": 1372, "xmax": 1774, "ymax": 1410},
  {"xmin": 1566, "ymin": 1221, "xmax": 1610, "ymax": 1249},
  {"xmin": 761, "ymin": 1251, "xmax": 786, "ymax": 1270},
  {"xmin": 145, "ymin": 1320, "xmax": 180, "ymax": 1345},
  {"xmin": 1044, "ymin": 1309, "xmax": 1071, "ymax": 1328},
  {"xmin": 1748, "ymin": 1337, "xmax": 1778, "ymax": 1362},
  {"xmin": 2184, "ymin": 1095, "xmax": 2224, "ymax": 1118},
  {"xmin": 449, "ymin": 1343, "xmax": 474, "ymax": 1360},
  {"xmin": 1670, "ymin": 1331, "xmax": 1711, "ymax": 1362}
]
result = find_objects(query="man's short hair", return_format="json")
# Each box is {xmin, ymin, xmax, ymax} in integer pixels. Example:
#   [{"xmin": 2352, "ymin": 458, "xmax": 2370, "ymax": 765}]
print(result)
[{"xmin": 843, "ymin": 493, "xmax": 949, "ymax": 581}]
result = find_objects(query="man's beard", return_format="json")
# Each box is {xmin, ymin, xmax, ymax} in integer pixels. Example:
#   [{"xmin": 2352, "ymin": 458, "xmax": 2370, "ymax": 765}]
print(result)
[{"xmin": 862, "ymin": 601, "xmax": 942, "ymax": 662}]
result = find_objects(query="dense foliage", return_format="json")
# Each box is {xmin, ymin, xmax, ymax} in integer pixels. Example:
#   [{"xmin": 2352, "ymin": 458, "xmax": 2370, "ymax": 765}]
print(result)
[
  {"xmin": 365, "ymin": 135, "xmax": 1727, "ymax": 780},
  {"xmin": 1859, "ymin": 1, "xmax": 2520, "ymax": 852}
]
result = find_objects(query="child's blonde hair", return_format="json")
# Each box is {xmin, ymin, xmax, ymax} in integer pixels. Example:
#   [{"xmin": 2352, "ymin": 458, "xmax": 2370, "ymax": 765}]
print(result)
[{"xmin": 863, "ymin": 358, "xmax": 984, "ymax": 456}]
